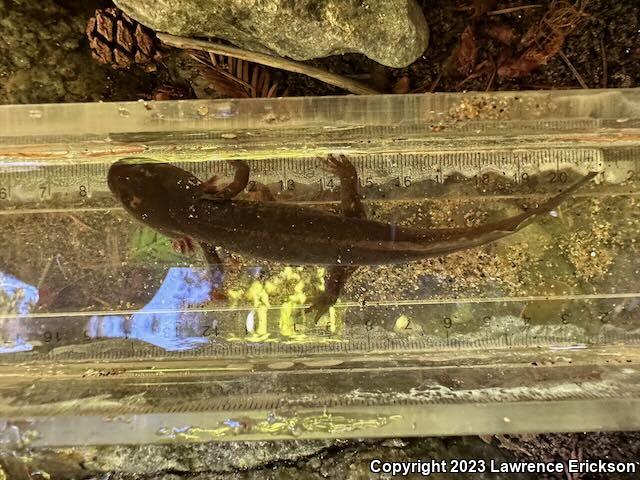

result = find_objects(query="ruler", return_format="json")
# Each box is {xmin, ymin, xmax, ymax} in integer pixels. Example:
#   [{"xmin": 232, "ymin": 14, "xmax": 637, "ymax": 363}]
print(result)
[
  {"xmin": 0, "ymin": 147, "xmax": 636, "ymax": 208},
  {"xmin": 1, "ymin": 347, "xmax": 640, "ymax": 446}
]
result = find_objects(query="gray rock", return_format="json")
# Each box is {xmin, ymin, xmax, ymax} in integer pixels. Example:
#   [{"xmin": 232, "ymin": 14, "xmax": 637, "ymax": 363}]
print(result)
[
  {"xmin": 3, "ymin": 437, "xmax": 535, "ymax": 480},
  {"xmin": 113, "ymin": 0, "xmax": 429, "ymax": 68},
  {"xmin": 81, "ymin": 439, "xmax": 345, "ymax": 474}
]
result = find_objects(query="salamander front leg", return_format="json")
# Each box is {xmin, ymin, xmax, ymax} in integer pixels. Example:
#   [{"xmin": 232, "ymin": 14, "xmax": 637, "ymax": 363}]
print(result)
[
  {"xmin": 172, "ymin": 236, "xmax": 196, "ymax": 254},
  {"xmin": 200, "ymin": 241, "xmax": 227, "ymax": 301},
  {"xmin": 200, "ymin": 160, "xmax": 250, "ymax": 201},
  {"xmin": 322, "ymin": 154, "xmax": 366, "ymax": 219},
  {"xmin": 171, "ymin": 237, "xmax": 226, "ymax": 301}
]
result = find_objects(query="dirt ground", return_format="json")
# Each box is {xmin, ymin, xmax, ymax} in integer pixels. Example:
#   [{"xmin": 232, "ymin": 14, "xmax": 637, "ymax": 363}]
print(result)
[
  {"xmin": 1, "ymin": 0, "xmax": 638, "ymax": 104},
  {"xmin": 1, "ymin": 0, "xmax": 639, "ymax": 479}
]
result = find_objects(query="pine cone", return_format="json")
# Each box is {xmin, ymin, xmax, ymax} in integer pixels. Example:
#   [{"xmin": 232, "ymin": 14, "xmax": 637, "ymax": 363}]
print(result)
[{"xmin": 86, "ymin": 7, "xmax": 162, "ymax": 72}]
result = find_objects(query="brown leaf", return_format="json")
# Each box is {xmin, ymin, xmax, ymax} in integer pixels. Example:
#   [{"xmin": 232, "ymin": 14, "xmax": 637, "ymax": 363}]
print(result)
[
  {"xmin": 519, "ymin": 24, "xmax": 539, "ymax": 48},
  {"xmin": 190, "ymin": 51, "xmax": 286, "ymax": 99},
  {"xmin": 150, "ymin": 85, "xmax": 193, "ymax": 101},
  {"xmin": 486, "ymin": 23, "xmax": 517, "ymax": 45},
  {"xmin": 542, "ymin": 0, "xmax": 590, "ymax": 36},
  {"xmin": 392, "ymin": 75, "xmax": 410, "ymax": 94},
  {"xmin": 200, "ymin": 63, "xmax": 252, "ymax": 98},
  {"xmin": 498, "ymin": 33, "xmax": 565, "ymax": 78},
  {"xmin": 456, "ymin": 26, "xmax": 479, "ymax": 75}
]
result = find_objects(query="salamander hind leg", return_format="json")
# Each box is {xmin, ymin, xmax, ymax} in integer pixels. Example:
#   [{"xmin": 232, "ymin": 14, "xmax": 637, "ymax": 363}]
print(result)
[
  {"xmin": 307, "ymin": 265, "xmax": 358, "ymax": 323},
  {"xmin": 308, "ymin": 154, "xmax": 365, "ymax": 322}
]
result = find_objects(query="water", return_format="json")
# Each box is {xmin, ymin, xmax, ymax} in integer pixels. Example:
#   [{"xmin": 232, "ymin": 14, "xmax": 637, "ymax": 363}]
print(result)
[
  {"xmin": 0, "ymin": 91, "xmax": 639, "ymax": 446},
  {"xmin": 2, "ymin": 155, "xmax": 632, "ymax": 351}
]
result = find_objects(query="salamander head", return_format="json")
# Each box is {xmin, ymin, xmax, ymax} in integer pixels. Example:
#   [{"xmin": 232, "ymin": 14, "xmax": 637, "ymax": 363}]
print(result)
[{"xmin": 107, "ymin": 158, "xmax": 201, "ymax": 231}]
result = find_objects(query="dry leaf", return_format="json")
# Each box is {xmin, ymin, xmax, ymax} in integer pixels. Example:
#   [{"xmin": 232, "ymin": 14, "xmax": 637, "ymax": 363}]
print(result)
[
  {"xmin": 190, "ymin": 51, "xmax": 287, "ymax": 99},
  {"xmin": 498, "ymin": 0, "xmax": 590, "ymax": 78},
  {"xmin": 486, "ymin": 23, "xmax": 518, "ymax": 45},
  {"xmin": 392, "ymin": 75, "xmax": 410, "ymax": 94},
  {"xmin": 498, "ymin": 33, "xmax": 565, "ymax": 78},
  {"xmin": 149, "ymin": 85, "xmax": 192, "ymax": 101},
  {"xmin": 456, "ymin": 26, "xmax": 479, "ymax": 75}
]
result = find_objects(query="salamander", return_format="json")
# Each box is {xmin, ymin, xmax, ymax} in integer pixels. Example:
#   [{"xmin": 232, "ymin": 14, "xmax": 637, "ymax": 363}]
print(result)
[{"xmin": 107, "ymin": 155, "xmax": 596, "ymax": 318}]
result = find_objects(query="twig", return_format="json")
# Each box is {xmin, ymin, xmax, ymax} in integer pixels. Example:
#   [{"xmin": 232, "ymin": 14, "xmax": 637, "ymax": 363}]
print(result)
[
  {"xmin": 93, "ymin": 297, "xmax": 111, "ymax": 308},
  {"xmin": 455, "ymin": 74, "xmax": 474, "ymax": 90},
  {"xmin": 429, "ymin": 71, "xmax": 442, "ymax": 93},
  {"xmin": 157, "ymin": 33, "xmax": 382, "ymax": 96},
  {"xmin": 455, "ymin": 63, "xmax": 491, "ymax": 90},
  {"xmin": 37, "ymin": 255, "xmax": 54, "ymax": 289},
  {"xmin": 485, "ymin": 66, "xmax": 497, "ymax": 91},
  {"xmin": 489, "ymin": 5, "xmax": 543, "ymax": 15},
  {"xmin": 64, "ymin": 213, "xmax": 94, "ymax": 232},
  {"xmin": 55, "ymin": 254, "xmax": 68, "ymax": 280},
  {"xmin": 600, "ymin": 37, "xmax": 607, "ymax": 88},
  {"xmin": 520, "ymin": 82, "xmax": 576, "ymax": 89},
  {"xmin": 558, "ymin": 50, "xmax": 588, "ymax": 88}
]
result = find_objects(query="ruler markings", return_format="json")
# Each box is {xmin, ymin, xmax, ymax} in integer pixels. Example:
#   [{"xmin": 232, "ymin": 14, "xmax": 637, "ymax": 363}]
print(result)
[
  {"xmin": 5, "ymin": 333, "xmax": 640, "ymax": 367},
  {"xmin": 0, "ymin": 148, "xmax": 618, "ymax": 204},
  {"xmin": 6, "ymin": 387, "xmax": 634, "ymax": 417},
  {"xmin": 1, "ymin": 292, "xmax": 638, "ymax": 321}
]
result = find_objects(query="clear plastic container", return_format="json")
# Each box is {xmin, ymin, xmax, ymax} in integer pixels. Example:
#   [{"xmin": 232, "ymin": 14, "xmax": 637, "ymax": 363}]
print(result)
[{"xmin": 0, "ymin": 89, "xmax": 639, "ymax": 447}]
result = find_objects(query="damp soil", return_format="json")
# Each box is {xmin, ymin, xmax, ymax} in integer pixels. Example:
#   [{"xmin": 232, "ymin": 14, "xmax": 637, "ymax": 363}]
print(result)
[
  {"xmin": 286, "ymin": 0, "xmax": 640, "ymax": 96},
  {"xmin": 1, "ymin": 0, "xmax": 639, "ymax": 479},
  {"xmin": 0, "ymin": 0, "xmax": 638, "ymax": 104}
]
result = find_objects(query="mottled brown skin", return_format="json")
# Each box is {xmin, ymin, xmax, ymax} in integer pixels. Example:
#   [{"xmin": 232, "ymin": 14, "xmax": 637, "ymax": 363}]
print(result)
[{"xmin": 108, "ymin": 156, "xmax": 596, "ymax": 319}]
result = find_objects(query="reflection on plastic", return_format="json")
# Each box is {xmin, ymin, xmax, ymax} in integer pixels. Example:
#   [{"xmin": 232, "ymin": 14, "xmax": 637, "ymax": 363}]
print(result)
[
  {"xmin": 0, "ymin": 267, "xmax": 221, "ymax": 354},
  {"xmin": 0, "ymin": 273, "xmax": 38, "ymax": 353},
  {"xmin": 87, "ymin": 267, "xmax": 219, "ymax": 351}
]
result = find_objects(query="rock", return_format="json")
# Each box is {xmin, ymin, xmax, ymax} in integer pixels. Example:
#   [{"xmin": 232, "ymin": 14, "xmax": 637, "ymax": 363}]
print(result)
[
  {"xmin": 113, "ymin": 0, "xmax": 429, "ymax": 68},
  {"xmin": 81, "ymin": 439, "xmax": 346, "ymax": 473}
]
